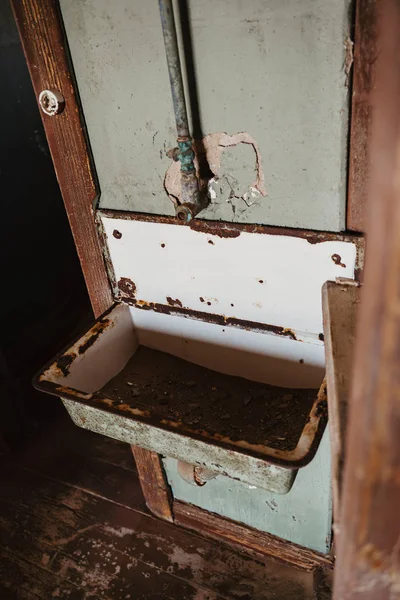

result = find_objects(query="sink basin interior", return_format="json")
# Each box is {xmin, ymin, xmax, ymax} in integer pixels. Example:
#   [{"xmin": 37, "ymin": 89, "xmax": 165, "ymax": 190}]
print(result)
[
  {"xmin": 36, "ymin": 302, "xmax": 327, "ymax": 469},
  {"xmin": 101, "ymin": 346, "xmax": 318, "ymax": 453}
]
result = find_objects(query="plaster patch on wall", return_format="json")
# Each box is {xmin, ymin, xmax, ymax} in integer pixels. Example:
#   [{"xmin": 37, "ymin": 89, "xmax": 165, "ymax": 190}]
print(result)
[{"xmin": 164, "ymin": 132, "xmax": 267, "ymax": 214}]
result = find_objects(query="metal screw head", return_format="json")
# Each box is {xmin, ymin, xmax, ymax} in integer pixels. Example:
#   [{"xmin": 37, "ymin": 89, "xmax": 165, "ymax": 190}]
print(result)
[{"xmin": 38, "ymin": 89, "xmax": 65, "ymax": 116}]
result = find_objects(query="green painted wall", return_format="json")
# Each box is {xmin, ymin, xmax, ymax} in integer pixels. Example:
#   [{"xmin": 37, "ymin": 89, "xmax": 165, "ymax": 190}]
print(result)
[
  {"xmin": 61, "ymin": 0, "xmax": 351, "ymax": 230},
  {"xmin": 163, "ymin": 429, "xmax": 332, "ymax": 553}
]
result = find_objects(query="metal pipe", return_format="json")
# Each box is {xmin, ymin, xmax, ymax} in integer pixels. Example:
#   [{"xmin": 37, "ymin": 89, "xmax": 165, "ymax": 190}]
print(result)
[{"xmin": 158, "ymin": 0, "xmax": 203, "ymax": 222}]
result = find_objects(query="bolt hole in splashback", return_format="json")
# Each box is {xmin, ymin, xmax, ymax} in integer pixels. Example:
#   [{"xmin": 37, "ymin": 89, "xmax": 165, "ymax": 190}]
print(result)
[{"xmin": 60, "ymin": 0, "xmax": 351, "ymax": 230}]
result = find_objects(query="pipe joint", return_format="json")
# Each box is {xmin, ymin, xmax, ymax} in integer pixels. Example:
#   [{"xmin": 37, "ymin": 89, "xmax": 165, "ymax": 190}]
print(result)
[{"xmin": 177, "ymin": 140, "xmax": 196, "ymax": 172}]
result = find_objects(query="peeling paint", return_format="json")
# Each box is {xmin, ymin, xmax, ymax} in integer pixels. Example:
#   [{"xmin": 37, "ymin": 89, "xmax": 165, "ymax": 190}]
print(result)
[
  {"xmin": 242, "ymin": 186, "xmax": 262, "ymax": 207},
  {"xmin": 344, "ymin": 35, "xmax": 354, "ymax": 87},
  {"xmin": 56, "ymin": 353, "xmax": 76, "ymax": 377},
  {"xmin": 164, "ymin": 132, "xmax": 267, "ymax": 213},
  {"xmin": 118, "ymin": 277, "xmax": 137, "ymax": 299},
  {"xmin": 77, "ymin": 319, "xmax": 111, "ymax": 355},
  {"xmin": 166, "ymin": 296, "xmax": 183, "ymax": 308},
  {"xmin": 122, "ymin": 298, "xmax": 306, "ymax": 341}
]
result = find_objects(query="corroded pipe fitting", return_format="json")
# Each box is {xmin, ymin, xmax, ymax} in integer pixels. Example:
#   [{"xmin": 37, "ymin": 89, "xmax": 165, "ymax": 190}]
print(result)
[
  {"xmin": 177, "ymin": 460, "xmax": 219, "ymax": 486},
  {"xmin": 172, "ymin": 139, "xmax": 205, "ymax": 222}
]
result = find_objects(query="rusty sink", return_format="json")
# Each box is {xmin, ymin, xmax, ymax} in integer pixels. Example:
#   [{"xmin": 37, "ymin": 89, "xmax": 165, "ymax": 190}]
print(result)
[{"xmin": 34, "ymin": 303, "xmax": 328, "ymax": 494}]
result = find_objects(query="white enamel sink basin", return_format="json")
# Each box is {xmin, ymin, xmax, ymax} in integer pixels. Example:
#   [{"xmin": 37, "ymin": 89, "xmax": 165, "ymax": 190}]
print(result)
[{"xmin": 34, "ymin": 303, "xmax": 328, "ymax": 494}]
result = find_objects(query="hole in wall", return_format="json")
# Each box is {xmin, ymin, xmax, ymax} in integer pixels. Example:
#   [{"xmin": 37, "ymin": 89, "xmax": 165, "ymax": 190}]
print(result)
[{"xmin": 164, "ymin": 132, "xmax": 267, "ymax": 218}]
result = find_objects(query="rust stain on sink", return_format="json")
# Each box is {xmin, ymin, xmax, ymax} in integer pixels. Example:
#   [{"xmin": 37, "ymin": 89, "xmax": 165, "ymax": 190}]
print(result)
[
  {"xmin": 55, "ymin": 318, "xmax": 111, "ymax": 376},
  {"xmin": 78, "ymin": 319, "xmax": 111, "ymax": 355},
  {"xmin": 118, "ymin": 277, "xmax": 137, "ymax": 300}
]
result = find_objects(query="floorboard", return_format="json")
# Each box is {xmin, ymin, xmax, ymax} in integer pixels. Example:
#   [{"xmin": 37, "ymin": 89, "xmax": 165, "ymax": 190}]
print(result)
[{"xmin": 0, "ymin": 412, "xmax": 330, "ymax": 599}]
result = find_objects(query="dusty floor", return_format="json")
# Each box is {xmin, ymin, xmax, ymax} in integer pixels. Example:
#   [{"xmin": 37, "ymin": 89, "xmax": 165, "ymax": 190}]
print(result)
[{"xmin": 0, "ymin": 413, "xmax": 332, "ymax": 599}]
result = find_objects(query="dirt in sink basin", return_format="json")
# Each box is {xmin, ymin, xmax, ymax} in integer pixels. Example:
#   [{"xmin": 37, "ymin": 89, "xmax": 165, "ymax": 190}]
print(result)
[{"xmin": 100, "ymin": 346, "xmax": 318, "ymax": 452}]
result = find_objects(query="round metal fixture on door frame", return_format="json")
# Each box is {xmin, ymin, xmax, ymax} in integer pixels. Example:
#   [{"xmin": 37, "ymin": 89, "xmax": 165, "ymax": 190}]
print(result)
[{"xmin": 38, "ymin": 89, "xmax": 65, "ymax": 116}]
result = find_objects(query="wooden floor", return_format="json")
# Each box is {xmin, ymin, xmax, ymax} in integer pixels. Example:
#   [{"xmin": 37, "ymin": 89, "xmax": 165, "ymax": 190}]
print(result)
[{"xmin": 0, "ymin": 412, "xmax": 332, "ymax": 599}]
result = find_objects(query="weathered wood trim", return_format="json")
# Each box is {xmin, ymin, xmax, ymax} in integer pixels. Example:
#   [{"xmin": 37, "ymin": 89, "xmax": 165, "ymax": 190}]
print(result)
[
  {"xmin": 12, "ymin": 0, "xmax": 171, "ymax": 520},
  {"xmin": 322, "ymin": 281, "xmax": 360, "ymax": 534},
  {"xmin": 131, "ymin": 447, "xmax": 174, "ymax": 523},
  {"xmin": 174, "ymin": 500, "xmax": 332, "ymax": 572},
  {"xmin": 347, "ymin": 0, "xmax": 378, "ymax": 232},
  {"xmin": 11, "ymin": 0, "xmax": 113, "ymax": 317},
  {"xmin": 334, "ymin": 1, "xmax": 400, "ymax": 597}
]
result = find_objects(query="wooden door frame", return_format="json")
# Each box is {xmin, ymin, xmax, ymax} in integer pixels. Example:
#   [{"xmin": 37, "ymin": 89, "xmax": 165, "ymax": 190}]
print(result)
[
  {"xmin": 10, "ymin": 0, "xmax": 112, "ymax": 318},
  {"xmin": 11, "ymin": 0, "xmax": 173, "ymax": 524},
  {"xmin": 347, "ymin": 0, "xmax": 378, "ymax": 232},
  {"xmin": 333, "ymin": 1, "xmax": 400, "ymax": 597}
]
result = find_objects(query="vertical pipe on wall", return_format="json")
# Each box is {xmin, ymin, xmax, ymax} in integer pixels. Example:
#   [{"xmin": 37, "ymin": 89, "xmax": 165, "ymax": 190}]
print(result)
[
  {"xmin": 158, "ymin": 0, "xmax": 189, "ymax": 140},
  {"xmin": 158, "ymin": 0, "xmax": 204, "ymax": 222}
]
